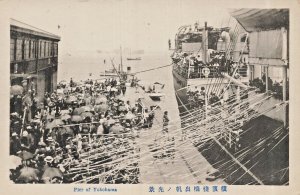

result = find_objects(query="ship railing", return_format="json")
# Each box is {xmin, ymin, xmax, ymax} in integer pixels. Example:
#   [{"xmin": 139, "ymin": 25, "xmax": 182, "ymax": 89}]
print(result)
[
  {"xmin": 188, "ymin": 65, "xmax": 248, "ymax": 79},
  {"xmin": 173, "ymin": 61, "xmax": 248, "ymax": 79}
]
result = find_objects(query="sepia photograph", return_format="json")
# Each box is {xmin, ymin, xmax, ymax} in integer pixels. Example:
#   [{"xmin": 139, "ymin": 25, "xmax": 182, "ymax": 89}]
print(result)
[{"xmin": 1, "ymin": 0, "xmax": 299, "ymax": 194}]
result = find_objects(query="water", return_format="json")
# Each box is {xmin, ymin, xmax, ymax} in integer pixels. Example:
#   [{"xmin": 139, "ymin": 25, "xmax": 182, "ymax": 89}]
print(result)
[
  {"xmin": 58, "ymin": 51, "xmax": 172, "ymax": 84},
  {"xmin": 58, "ymin": 50, "xmax": 180, "ymax": 123}
]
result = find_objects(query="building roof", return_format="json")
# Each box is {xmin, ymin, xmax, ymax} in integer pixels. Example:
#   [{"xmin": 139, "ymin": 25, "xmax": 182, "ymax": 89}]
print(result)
[
  {"xmin": 10, "ymin": 18, "xmax": 60, "ymax": 41},
  {"xmin": 229, "ymin": 9, "xmax": 289, "ymax": 32}
]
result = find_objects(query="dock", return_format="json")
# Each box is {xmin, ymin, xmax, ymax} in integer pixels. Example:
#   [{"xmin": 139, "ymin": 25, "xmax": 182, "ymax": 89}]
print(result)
[{"xmin": 122, "ymin": 85, "xmax": 225, "ymax": 184}]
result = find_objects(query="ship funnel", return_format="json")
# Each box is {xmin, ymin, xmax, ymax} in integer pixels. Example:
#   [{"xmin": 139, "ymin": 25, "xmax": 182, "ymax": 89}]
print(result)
[{"xmin": 127, "ymin": 66, "xmax": 131, "ymax": 74}]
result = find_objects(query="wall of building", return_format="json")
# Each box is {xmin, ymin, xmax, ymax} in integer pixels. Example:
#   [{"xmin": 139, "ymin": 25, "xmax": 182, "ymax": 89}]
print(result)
[{"xmin": 10, "ymin": 25, "xmax": 60, "ymax": 101}]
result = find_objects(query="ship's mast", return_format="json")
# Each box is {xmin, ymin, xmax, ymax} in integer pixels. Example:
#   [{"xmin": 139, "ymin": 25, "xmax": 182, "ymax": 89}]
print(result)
[
  {"xmin": 202, "ymin": 21, "xmax": 208, "ymax": 64},
  {"xmin": 120, "ymin": 46, "xmax": 123, "ymax": 73}
]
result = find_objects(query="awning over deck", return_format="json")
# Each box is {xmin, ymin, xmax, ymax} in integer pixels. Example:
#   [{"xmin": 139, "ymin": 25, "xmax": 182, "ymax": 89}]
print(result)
[{"xmin": 229, "ymin": 9, "xmax": 289, "ymax": 32}]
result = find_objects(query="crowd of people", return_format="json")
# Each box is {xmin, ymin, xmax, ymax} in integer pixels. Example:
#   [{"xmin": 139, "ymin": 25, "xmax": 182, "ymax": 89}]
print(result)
[
  {"xmin": 186, "ymin": 86, "xmax": 221, "ymax": 110},
  {"xmin": 9, "ymin": 77, "xmax": 156, "ymax": 184},
  {"xmin": 171, "ymin": 50, "xmax": 247, "ymax": 79}
]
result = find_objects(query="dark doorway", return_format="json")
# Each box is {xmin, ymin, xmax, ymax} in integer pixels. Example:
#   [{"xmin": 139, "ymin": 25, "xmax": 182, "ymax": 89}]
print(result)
[{"xmin": 45, "ymin": 68, "xmax": 52, "ymax": 93}]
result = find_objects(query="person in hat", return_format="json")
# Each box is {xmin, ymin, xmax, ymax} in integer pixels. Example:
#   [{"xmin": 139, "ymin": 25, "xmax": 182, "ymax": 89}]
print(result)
[
  {"xmin": 20, "ymin": 130, "xmax": 35, "ymax": 152},
  {"xmin": 15, "ymin": 95, "xmax": 23, "ymax": 115},
  {"xmin": 44, "ymin": 156, "xmax": 54, "ymax": 168},
  {"xmin": 50, "ymin": 176, "xmax": 63, "ymax": 184},
  {"xmin": 102, "ymin": 121, "xmax": 110, "ymax": 135},
  {"xmin": 148, "ymin": 107, "xmax": 155, "ymax": 128},
  {"xmin": 10, "ymin": 132, "xmax": 21, "ymax": 155},
  {"xmin": 11, "ymin": 112, "xmax": 19, "ymax": 118},
  {"xmin": 143, "ymin": 108, "xmax": 150, "ymax": 128},
  {"xmin": 27, "ymin": 125, "xmax": 39, "ymax": 151},
  {"xmin": 99, "ymin": 114, "xmax": 106, "ymax": 124},
  {"xmin": 53, "ymin": 148, "xmax": 63, "ymax": 166},
  {"xmin": 97, "ymin": 121, "xmax": 104, "ymax": 135},
  {"xmin": 162, "ymin": 111, "xmax": 170, "ymax": 140},
  {"xmin": 46, "ymin": 136, "xmax": 57, "ymax": 148},
  {"xmin": 34, "ymin": 141, "xmax": 47, "ymax": 161},
  {"xmin": 10, "ymin": 113, "xmax": 22, "ymax": 135},
  {"xmin": 125, "ymin": 101, "xmax": 131, "ymax": 112}
]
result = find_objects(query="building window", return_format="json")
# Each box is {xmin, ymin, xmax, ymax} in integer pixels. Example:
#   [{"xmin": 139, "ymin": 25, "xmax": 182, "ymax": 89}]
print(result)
[
  {"xmin": 29, "ymin": 40, "xmax": 31, "ymax": 58},
  {"xmin": 53, "ymin": 43, "xmax": 57, "ymax": 56},
  {"xmin": 16, "ymin": 39, "xmax": 23, "ymax": 60},
  {"xmin": 34, "ymin": 41, "xmax": 37, "ymax": 58},
  {"xmin": 45, "ymin": 42, "xmax": 47, "ymax": 57},
  {"xmin": 25, "ymin": 40, "xmax": 29, "ymax": 59},
  {"xmin": 50, "ymin": 42, "xmax": 52, "ymax": 56},
  {"xmin": 48, "ymin": 42, "xmax": 51, "ymax": 56},
  {"xmin": 39, "ymin": 41, "xmax": 42, "ymax": 57},
  {"xmin": 21, "ymin": 40, "xmax": 25, "ymax": 60},
  {"xmin": 10, "ymin": 39, "xmax": 15, "ymax": 61},
  {"xmin": 44, "ymin": 41, "xmax": 46, "ymax": 57},
  {"xmin": 31, "ymin": 41, "xmax": 35, "ymax": 59}
]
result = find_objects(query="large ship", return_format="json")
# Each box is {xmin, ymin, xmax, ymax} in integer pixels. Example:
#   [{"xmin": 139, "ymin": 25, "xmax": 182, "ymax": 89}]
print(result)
[
  {"xmin": 171, "ymin": 10, "xmax": 289, "ymax": 185},
  {"xmin": 171, "ymin": 21, "xmax": 249, "ymax": 114}
]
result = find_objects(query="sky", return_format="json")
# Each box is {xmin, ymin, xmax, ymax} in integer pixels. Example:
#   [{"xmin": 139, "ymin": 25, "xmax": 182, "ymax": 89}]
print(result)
[{"xmin": 3, "ymin": 0, "xmax": 234, "ymax": 55}]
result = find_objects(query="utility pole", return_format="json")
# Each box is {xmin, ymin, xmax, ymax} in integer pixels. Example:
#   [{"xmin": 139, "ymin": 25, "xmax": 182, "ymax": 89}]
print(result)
[{"xmin": 120, "ymin": 46, "xmax": 123, "ymax": 73}]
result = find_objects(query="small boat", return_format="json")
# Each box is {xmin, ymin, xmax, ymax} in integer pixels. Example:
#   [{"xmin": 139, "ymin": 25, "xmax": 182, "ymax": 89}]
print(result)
[
  {"xmin": 149, "ymin": 92, "xmax": 165, "ymax": 101},
  {"xmin": 127, "ymin": 49, "xmax": 142, "ymax": 60},
  {"xmin": 99, "ymin": 72, "xmax": 119, "ymax": 77},
  {"xmin": 99, "ymin": 69, "xmax": 119, "ymax": 77},
  {"xmin": 127, "ymin": 57, "xmax": 141, "ymax": 61}
]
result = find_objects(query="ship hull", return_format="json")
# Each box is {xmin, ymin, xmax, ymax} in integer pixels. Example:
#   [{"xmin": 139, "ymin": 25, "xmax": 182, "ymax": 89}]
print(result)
[{"xmin": 172, "ymin": 68, "xmax": 188, "ymax": 114}]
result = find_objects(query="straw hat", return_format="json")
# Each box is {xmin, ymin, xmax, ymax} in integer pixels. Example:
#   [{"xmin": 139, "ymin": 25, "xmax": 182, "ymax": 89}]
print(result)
[
  {"xmin": 44, "ymin": 156, "xmax": 53, "ymax": 163},
  {"xmin": 38, "ymin": 141, "xmax": 46, "ymax": 147},
  {"xmin": 11, "ymin": 112, "xmax": 19, "ymax": 117},
  {"xmin": 34, "ymin": 115, "xmax": 41, "ymax": 119},
  {"xmin": 66, "ymin": 137, "xmax": 72, "ymax": 142},
  {"xmin": 46, "ymin": 137, "xmax": 54, "ymax": 142},
  {"xmin": 22, "ymin": 131, "xmax": 28, "ymax": 137}
]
